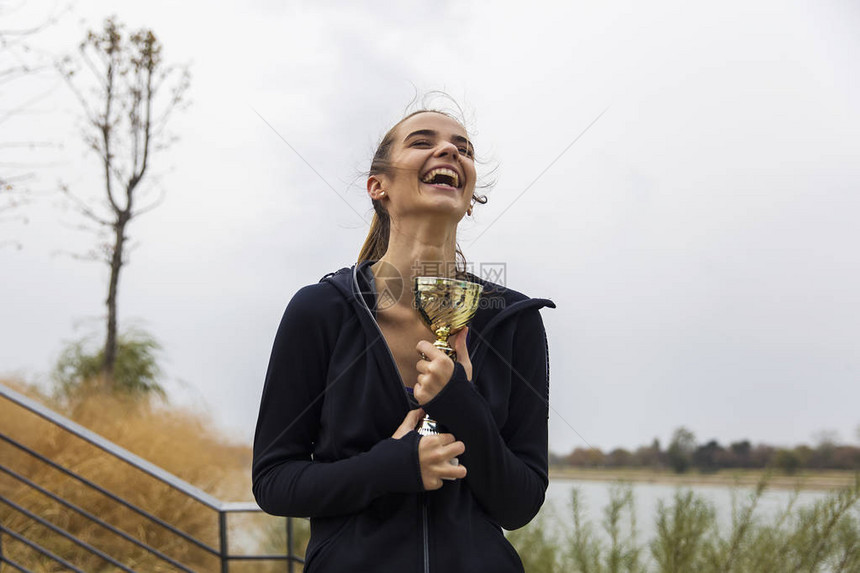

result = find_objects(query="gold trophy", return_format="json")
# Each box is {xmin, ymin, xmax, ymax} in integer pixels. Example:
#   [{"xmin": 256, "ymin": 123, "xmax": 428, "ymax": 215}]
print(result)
[{"xmin": 413, "ymin": 276, "xmax": 483, "ymax": 436}]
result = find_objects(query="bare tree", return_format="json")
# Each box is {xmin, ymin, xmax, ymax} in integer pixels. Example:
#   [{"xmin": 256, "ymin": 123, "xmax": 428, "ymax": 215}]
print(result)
[{"xmin": 58, "ymin": 17, "xmax": 190, "ymax": 387}]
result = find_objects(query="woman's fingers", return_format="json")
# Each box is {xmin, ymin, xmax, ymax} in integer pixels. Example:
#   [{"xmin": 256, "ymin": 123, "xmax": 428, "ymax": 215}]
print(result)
[
  {"xmin": 416, "ymin": 330, "xmax": 473, "ymax": 381},
  {"xmin": 413, "ymin": 340, "xmax": 456, "ymax": 404},
  {"xmin": 416, "ymin": 339, "xmax": 444, "ymax": 361},
  {"xmin": 419, "ymin": 433, "xmax": 467, "ymax": 490},
  {"xmin": 423, "ymin": 433, "xmax": 462, "ymax": 457},
  {"xmin": 392, "ymin": 408, "xmax": 425, "ymax": 439},
  {"xmin": 441, "ymin": 460, "xmax": 468, "ymax": 481},
  {"xmin": 412, "ymin": 377, "xmax": 436, "ymax": 405}
]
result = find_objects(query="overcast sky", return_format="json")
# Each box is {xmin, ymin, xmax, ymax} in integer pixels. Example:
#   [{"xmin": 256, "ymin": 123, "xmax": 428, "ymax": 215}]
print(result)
[{"xmin": 2, "ymin": 0, "xmax": 859, "ymax": 454}]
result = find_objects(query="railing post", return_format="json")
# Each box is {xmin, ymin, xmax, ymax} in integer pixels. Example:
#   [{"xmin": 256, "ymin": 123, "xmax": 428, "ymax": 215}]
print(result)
[
  {"xmin": 286, "ymin": 517, "xmax": 295, "ymax": 573},
  {"xmin": 219, "ymin": 510, "xmax": 228, "ymax": 573}
]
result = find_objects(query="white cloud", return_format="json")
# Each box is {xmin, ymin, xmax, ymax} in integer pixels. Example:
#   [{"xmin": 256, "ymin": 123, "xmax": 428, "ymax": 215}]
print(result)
[{"xmin": 2, "ymin": 0, "xmax": 859, "ymax": 454}]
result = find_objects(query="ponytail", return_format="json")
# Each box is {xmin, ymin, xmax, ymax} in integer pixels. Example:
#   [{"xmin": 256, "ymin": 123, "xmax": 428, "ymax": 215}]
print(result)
[{"xmin": 358, "ymin": 207, "xmax": 390, "ymax": 263}]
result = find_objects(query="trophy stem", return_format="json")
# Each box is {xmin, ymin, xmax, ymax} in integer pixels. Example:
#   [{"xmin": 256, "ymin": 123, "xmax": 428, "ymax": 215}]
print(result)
[
  {"xmin": 412, "ymin": 276, "xmax": 483, "ymax": 442},
  {"xmin": 433, "ymin": 339, "xmax": 456, "ymax": 359},
  {"xmin": 433, "ymin": 324, "xmax": 456, "ymax": 358}
]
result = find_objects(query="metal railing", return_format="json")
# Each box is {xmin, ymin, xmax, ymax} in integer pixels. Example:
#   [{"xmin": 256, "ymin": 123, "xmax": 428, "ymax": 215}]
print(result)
[{"xmin": 0, "ymin": 383, "xmax": 305, "ymax": 572}]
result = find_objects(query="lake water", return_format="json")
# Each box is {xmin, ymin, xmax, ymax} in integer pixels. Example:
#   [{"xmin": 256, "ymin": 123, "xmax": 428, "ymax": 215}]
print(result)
[{"xmin": 540, "ymin": 478, "xmax": 830, "ymax": 542}]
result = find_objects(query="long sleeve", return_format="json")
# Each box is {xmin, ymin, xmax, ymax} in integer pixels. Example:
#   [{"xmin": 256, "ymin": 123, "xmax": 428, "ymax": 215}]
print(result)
[
  {"xmin": 252, "ymin": 285, "xmax": 425, "ymax": 518},
  {"xmin": 422, "ymin": 308, "xmax": 550, "ymax": 530}
]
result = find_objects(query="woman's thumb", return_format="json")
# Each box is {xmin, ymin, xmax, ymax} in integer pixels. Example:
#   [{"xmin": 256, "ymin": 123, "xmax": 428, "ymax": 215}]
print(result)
[
  {"xmin": 408, "ymin": 407, "xmax": 425, "ymax": 426},
  {"xmin": 454, "ymin": 327, "xmax": 469, "ymax": 356},
  {"xmin": 393, "ymin": 408, "xmax": 425, "ymax": 438}
]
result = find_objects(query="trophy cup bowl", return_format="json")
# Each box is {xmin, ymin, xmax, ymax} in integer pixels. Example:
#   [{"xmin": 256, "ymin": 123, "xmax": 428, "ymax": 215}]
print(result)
[{"xmin": 413, "ymin": 276, "xmax": 483, "ymax": 436}]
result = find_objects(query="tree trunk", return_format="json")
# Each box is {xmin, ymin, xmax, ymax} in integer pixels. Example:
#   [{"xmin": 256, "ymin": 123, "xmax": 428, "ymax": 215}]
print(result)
[{"xmin": 102, "ymin": 214, "xmax": 128, "ymax": 388}]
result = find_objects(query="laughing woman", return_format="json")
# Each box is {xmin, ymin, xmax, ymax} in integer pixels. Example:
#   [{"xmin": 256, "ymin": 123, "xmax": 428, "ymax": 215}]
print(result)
[{"xmin": 252, "ymin": 108, "xmax": 555, "ymax": 573}]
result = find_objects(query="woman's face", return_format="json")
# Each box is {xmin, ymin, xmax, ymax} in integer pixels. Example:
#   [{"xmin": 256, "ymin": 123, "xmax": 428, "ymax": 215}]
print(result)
[{"xmin": 371, "ymin": 112, "xmax": 477, "ymax": 221}]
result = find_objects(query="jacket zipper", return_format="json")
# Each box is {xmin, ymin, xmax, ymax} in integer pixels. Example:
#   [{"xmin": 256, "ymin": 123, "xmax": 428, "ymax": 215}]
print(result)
[
  {"xmin": 422, "ymin": 493, "xmax": 430, "ymax": 573},
  {"xmin": 353, "ymin": 265, "xmax": 431, "ymax": 572},
  {"xmin": 352, "ymin": 265, "xmax": 414, "ymax": 408}
]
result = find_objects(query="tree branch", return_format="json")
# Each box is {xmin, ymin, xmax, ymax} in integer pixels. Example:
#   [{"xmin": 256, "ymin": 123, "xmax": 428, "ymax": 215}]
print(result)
[
  {"xmin": 59, "ymin": 183, "xmax": 112, "ymax": 227},
  {"xmin": 0, "ymin": 84, "xmax": 57, "ymax": 126},
  {"xmin": 133, "ymin": 184, "xmax": 166, "ymax": 217}
]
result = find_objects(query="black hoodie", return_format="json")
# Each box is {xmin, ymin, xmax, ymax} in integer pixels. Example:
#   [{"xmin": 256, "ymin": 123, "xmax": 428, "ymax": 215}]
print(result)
[{"xmin": 252, "ymin": 261, "xmax": 555, "ymax": 573}]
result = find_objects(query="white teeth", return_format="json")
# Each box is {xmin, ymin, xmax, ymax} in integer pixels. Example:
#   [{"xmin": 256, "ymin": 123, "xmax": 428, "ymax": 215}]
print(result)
[{"xmin": 421, "ymin": 168, "xmax": 459, "ymax": 188}]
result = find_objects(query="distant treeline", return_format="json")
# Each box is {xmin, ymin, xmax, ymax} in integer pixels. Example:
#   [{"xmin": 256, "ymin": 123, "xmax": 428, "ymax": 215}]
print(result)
[{"xmin": 550, "ymin": 427, "xmax": 860, "ymax": 474}]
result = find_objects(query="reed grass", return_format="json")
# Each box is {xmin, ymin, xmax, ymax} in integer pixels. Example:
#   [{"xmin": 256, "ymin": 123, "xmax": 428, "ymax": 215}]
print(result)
[{"xmin": 507, "ymin": 474, "xmax": 860, "ymax": 573}]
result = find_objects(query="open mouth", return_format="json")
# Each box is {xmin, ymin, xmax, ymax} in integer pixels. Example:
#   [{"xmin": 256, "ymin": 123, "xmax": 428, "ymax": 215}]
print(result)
[{"xmin": 420, "ymin": 167, "xmax": 460, "ymax": 189}]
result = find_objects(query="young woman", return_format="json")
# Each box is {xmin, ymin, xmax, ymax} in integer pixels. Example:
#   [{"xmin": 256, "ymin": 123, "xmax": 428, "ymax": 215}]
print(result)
[{"xmin": 252, "ymin": 109, "xmax": 555, "ymax": 572}]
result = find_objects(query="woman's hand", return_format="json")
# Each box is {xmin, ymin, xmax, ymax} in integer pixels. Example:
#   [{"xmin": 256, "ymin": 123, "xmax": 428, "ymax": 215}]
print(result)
[
  {"xmin": 414, "ymin": 327, "xmax": 472, "ymax": 405},
  {"xmin": 418, "ymin": 433, "xmax": 467, "ymax": 490},
  {"xmin": 391, "ymin": 409, "xmax": 467, "ymax": 489}
]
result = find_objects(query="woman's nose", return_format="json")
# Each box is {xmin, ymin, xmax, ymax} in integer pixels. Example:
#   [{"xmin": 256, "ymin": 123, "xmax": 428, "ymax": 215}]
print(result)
[{"xmin": 434, "ymin": 140, "xmax": 460, "ymax": 158}]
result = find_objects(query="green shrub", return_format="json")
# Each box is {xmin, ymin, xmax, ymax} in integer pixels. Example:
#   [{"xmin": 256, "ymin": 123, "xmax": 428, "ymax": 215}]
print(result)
[{"xmin": 53, "ymin": 329, "xmax": 165, "ymax": 398}]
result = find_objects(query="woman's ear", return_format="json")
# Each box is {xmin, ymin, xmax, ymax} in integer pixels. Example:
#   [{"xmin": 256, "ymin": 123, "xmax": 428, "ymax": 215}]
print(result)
[{"xmin": 367, "ymin": 175, "xmax": 385, "ymax": 200}]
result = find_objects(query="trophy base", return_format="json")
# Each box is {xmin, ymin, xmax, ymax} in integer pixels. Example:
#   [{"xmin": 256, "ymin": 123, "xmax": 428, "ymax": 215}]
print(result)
[
  {"xmin": 434, "ymin": 340, "xmax": 456, "ymax": 360},
  {"xmin": 416, "ymin": 415, "xmax": 443, "ymax": 436},
  {"xmin": 415, "ymin": 415, "xmax": 460, "ymax": 479}
]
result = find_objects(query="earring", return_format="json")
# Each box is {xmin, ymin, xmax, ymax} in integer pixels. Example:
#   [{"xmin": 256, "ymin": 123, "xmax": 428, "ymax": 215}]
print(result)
[
  {"xmin": 378, "ymin": 191, "xmax": 386, "ymax": 198},
  {"xmin": 467, "ymin": 207, "xmax": 472, "ymax": 216}
]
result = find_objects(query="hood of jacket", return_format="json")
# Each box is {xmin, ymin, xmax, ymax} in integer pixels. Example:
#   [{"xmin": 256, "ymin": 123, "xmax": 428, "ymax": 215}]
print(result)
[{"xmin": 320, "ymin": 260, "xmax": 555, "ymax": 338}]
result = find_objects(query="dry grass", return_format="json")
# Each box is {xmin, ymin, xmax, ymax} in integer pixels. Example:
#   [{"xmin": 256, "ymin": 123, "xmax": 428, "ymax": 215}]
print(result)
[{"xmin": 0, "ymin": 378, "xmax": 302, "ymax": 572}]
